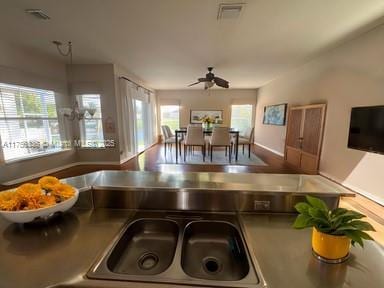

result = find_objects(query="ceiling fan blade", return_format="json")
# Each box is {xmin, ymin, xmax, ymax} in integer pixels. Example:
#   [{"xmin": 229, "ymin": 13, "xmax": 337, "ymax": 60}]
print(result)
[
  {"xmin": 188, "ymin": 81, "xmax": 201, "ymax": 87},
  {"xmin": 188, "ymin": 78, "xmax": 209, "ymax": 87},
  {"xmin": 214, "ymin": 77, "xmax": 229, "ymax": 88}
]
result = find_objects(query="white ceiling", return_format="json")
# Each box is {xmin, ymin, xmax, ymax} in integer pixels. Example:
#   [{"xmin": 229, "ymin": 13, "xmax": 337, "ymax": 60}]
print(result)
[{"xmin": 1, "ymin": 0, "xmax": 384, "ymax": 89}]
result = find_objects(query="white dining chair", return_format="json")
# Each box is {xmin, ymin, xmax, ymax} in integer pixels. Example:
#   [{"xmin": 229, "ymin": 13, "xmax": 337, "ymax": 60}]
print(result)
[
  {"xmin": 161, "ymin": 125, "xmax": 176, "ymax": 157},
  {"xmin": 209, "ymin": 127, "xmax": 232, "ymax": 162},
  {"xmin": 233, "ymin": 127, "xmax": 254, "ymax": 158},
  {"xmin": 183, "ymin": 125, "xmax": 206, "ymax": 162}
]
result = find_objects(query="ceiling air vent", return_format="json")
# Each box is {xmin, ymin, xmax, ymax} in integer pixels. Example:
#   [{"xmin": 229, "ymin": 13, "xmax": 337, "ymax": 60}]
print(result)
[
  {"xmin": 25, "ymin": 9, "xmax": 50, "ymax": 20},
  {"xmin": 217, "ymin": 3, "xmax": 245, "ymax": 20}
]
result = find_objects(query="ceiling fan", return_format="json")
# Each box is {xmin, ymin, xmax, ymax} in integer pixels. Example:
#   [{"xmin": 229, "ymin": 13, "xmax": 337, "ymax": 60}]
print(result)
[{"xmin": 188, "ymin": 67, "xmax": 229, "ymax": 89}]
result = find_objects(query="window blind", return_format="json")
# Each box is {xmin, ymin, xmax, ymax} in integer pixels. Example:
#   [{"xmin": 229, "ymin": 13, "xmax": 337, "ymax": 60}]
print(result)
[{"xmin": 0, "ymin": 83, "xmax": 62, "ymax": 161}]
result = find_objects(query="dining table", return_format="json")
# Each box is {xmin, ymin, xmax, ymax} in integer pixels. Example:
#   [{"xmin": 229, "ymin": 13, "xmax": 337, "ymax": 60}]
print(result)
[{"xmin": 174, "ymin": 127, "xmax": 240, "ymax": 163}]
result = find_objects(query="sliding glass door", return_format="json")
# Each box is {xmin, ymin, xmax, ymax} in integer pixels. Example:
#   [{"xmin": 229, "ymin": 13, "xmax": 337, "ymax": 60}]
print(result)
[{"xmin": 134, "ymin": 99, "xmax": 146, "ymax": 153}]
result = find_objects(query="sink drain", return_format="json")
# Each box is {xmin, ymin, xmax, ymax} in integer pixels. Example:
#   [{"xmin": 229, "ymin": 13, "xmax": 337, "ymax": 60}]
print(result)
[
  {"xmin": 137, "ymin": 252, "xmax": 159, "ymax": 270},
  {"xmin": 202, "ymin": 257, "xmax": 222, "ymax": 274}
]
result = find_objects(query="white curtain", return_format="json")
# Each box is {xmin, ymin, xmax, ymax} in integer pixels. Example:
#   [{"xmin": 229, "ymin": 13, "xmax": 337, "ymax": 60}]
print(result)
[
  {"xmin": 120, "ymin": 79, "xmax": 137, "ymax": 155},
  {"xmin": 149, "ymin": 91, "xmax": 157, "ymax": 144},
  {"xmin": 135, "ymin": 87, "xmax": 149, "ymax": 152},
  {"xmin": 120, "ymin": 79, "xmax": 157, "ymax": 156},
  {"xmin": 134, "ymin": 87, "xmax": 149, "ymax": 103}
]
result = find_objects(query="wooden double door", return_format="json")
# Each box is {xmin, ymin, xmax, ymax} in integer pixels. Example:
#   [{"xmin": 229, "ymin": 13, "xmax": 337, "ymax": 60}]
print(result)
[{"xmin": 285, "ymin": 104, "xmax": 326, "ymax": 174}]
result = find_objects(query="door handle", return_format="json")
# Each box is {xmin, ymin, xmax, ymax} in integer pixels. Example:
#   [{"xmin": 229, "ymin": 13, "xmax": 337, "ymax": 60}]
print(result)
[{"xmin": 298, "ymin": 137, "xmax": 304, "ymax": 149}]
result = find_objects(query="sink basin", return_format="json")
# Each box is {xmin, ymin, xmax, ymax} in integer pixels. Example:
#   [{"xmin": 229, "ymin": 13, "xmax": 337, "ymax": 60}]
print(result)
[
  {"xmin": 88, "ymin": 213, "xmax": 262, "ymax": 287},
  {"xmin": 181, "ymin": 221, "xmax": 250, "ymax": 281},
  {"xmin": 107, "ymin": 219, "xmax": 178, "ymax": 275}
]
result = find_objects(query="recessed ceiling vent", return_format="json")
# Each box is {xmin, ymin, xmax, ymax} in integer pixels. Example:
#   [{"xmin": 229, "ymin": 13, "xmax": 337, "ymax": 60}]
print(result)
[
  {"xmin": 217, "ymin": 3, "xmax": 245, "ymax": 20},
  {"xmin": 25, "ymin": 9, "xmax": 50, "ymax": 20}
]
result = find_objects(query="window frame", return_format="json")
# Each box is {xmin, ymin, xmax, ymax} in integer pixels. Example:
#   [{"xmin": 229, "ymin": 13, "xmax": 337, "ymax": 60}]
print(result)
[
  {"xmin": 230, "ymin": 104, "xmax": 254, "ymax": 135},
  {"xmin": 0, "ymin": 82, "xmax": 66, "ymax": 163},
  {"xmin": 159, "ymin": 104, "xmax": 180, "ymax": 132},
  {"xmin": 77, "ymin": 94, "xmax": 105, "ymax": 149}
]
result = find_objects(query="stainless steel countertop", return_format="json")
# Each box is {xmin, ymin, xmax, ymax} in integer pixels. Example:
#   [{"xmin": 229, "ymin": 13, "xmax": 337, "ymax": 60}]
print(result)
[
  {"xmin": 0, "ymin": 171, "xmax": 365, "ymax": 288},
  {"xmin": 63, "ymin": 170, "xmax": 354, "ymax": 196},
  {"xmin": 0, "ymin": 209, "xmax": 382, "ymax": 288},
  {"xmin": 241, "ymin": 214, "xmax": 384, "ymax": 288},
  {"xmin": 0, "ymin": 208, "xmax": 136, "ymax": 288}
]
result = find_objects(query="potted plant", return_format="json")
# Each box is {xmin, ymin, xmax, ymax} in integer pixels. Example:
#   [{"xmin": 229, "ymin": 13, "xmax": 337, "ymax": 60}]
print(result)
[{"xmin": 293, "ymin": 195, "xmax": 375, "ymax": 263}]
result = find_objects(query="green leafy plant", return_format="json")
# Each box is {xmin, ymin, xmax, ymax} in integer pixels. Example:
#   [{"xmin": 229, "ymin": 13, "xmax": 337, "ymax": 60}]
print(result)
[{"xmin": 293, "ymin": 195, "xmax": 375, "ymax": 247}]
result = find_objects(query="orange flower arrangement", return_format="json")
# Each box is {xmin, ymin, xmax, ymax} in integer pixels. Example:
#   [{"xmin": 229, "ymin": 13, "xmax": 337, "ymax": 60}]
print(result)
[
  {"xmin": 37, "ymin": 195, "xmax": 57, "ymax": 208},
  {"xmin": 0, "ymin": 191, "xmax": 20, "ymax": 211},
  {"xmin": 0, "ymin": 176, "xmax": 76, "ymax": 211},
  {"xmin": 16, "ymin": 183, "xmax": 44, "ymax": 210},
  {"xmin": 38, "ymin": 176, "xmax": 60, "ymax": 191},
  {"xmin": 50, "ymin": 183, "xmax": 75, "ymax": 202}
]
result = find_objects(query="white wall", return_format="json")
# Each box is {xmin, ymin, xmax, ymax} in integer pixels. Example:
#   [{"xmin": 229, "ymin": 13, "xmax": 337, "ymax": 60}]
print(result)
[
  {"xmin": 157, "ymin": 89, "xmax": 258, "ymax": 128},
  {"xmin": 0, "ymin": 43, "xmax": 157, "ymax": 183},
  {"xmin": 254, "ymin": 24, "xmax": 384, "ymax": 204},
  {"xmin": 69, "ymin": 64, "xmax": 121, "ymax": 163},
  {"xmin": 0, "ymin": 42, "xmax": 76, "ymax": 184}
]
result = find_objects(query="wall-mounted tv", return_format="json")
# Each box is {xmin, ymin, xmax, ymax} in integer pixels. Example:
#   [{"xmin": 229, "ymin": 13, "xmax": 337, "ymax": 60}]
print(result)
[{"xmin": 348, "ymin": 105, "xmax": 384, "ymax": 154}]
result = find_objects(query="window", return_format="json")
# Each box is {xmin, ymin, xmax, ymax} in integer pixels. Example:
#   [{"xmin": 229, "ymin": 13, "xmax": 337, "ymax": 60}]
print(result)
[
  {"xmin": 134, "ymin": 99, "xmax": 146, "ymax": 152},
  {"xmin": 160, "ymin": 105, "xmax": 179, "ymax": 131},
  {"xmin": 230, "ymin": 104, "xmax": 253, "ymax": 134},
  {"xmin": 77, "ymin": 94, "xmax": 104, "ymax": 148},
  {"xmin": 0, "ymin": 82, "xmax": 62, "ymax": 162}
]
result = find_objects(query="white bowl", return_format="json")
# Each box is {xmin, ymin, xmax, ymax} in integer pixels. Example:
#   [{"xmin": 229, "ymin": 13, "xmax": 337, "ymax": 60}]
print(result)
[{"xmin": 0, "ymin": 188, "xmax": 79, "ymax": 223}]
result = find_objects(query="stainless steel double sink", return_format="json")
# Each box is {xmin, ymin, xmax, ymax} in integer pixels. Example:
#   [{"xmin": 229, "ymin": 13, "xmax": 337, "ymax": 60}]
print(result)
[{"xmin": 87, "ymin": 212, "xmax": 263, "ymax": 288}]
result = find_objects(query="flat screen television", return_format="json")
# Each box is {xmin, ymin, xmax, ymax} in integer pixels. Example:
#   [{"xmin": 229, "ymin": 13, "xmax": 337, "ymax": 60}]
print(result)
[{"xmin": 348, "ymin": 105, "xmax": 384, "ymax": 154}]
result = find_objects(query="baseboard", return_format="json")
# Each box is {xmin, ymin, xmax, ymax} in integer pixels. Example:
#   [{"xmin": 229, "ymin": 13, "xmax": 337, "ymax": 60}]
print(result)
[
  {"xmin": 76, "ymin": 161, "xmax": 121, "ymax": 166},
  {"xmin": 1, "ymin": 161, "xmax": 121, "ymax": 186},
  {"xmin": 120, "ymin": 154, "xmax": 136, "ymax": 164},
  {"xmin": 120, "ymin": 141, "xmax": 158, "ymax": 164},
  {"xmin": 254, "ymin": 142, "xmax": 284, "ymax": 157},
  {"xmin": 2, "ymin": 142, "xmax": 160, "ymax": 186},
  {"xmin": 319, "ymin": 172, "xmax": 384, "ymax": 206}
]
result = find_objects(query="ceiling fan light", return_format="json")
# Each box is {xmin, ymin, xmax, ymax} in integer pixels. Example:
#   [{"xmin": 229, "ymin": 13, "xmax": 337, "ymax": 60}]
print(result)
[{"xmin": 204, "ymin": 82, "xmax": 214, "ymax": 89}]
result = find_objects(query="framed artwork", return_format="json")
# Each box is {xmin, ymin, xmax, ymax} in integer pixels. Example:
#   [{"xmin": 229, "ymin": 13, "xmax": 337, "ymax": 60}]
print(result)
[
  {"xmin": 263, "ymin": 103, "xmax": 287, "ymax": 126},
  {"xmin": 190, "ymin": 110, "xmax": 223, "ymax": 124}
]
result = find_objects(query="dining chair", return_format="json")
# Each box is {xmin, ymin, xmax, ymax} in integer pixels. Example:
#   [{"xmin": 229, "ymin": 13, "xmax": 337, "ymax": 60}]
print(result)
[
  {"xmin": 233, "ymin": 127, "xmax": 254, "ymax": 158},
  {"xmin": 209, "ymin": 127, "xmax": 232, "ymax": 162},
  {"xmin": 183, "ymin": 125, "xmax": 206, "ymax": 162},
  {"xmin": 161, "ymin": 125, "xmax": 176, "ymax": 157}
]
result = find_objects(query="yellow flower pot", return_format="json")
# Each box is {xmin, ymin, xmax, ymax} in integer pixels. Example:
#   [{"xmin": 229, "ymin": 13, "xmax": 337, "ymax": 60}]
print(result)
[{"xmin": 312, "ymin": 228, "xmax": 350, "ymax": 260}]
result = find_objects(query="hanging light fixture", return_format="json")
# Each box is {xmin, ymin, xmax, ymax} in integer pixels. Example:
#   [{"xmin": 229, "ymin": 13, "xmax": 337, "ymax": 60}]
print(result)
[
  {"xmin": 53, "ymin": 41, "xmax": 95, "ymax": 121},
  {"xmin": 59, "ymin": 101, "xmax": 96, "ymax": 121}
]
